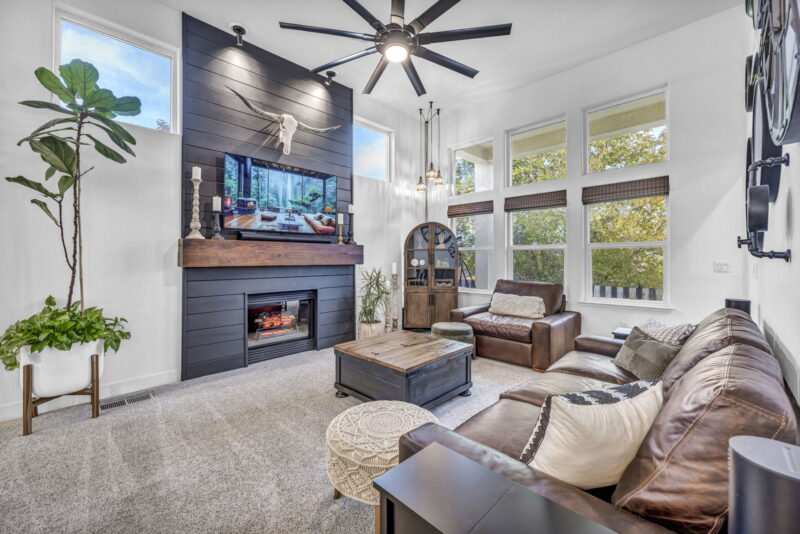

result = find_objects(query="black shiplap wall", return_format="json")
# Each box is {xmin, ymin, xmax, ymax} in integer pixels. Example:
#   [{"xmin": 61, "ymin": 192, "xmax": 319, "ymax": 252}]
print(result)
[
  {"xmin": 181, "ymin": 13, "xmax": 353, "ymax": 238},
  {"xmin": 180, "ymin": 14, "xmax": 356, "ymax": 380}
]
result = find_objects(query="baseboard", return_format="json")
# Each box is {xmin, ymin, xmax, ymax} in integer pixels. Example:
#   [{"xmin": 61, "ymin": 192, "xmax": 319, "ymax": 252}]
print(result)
[{"xmin": 0, "ymin": 369, "xmax": 180, "ymax": 423}]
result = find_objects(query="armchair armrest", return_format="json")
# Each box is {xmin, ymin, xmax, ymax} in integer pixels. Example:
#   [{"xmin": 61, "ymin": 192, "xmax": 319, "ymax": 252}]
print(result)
[
  {"xmin": 450, "ymin": 303, "xmax": 490, "ymax": 322},
  {"xmin": 531, "ymin": 311, "xmax": 581, "ymax": 370},
  {"xmin": 400, "ymin": 423, "xmax": 671, "ymax": 534},
  {"xmin": 574, "ymin": 335, "xmax": 624, "ymax": 358}
]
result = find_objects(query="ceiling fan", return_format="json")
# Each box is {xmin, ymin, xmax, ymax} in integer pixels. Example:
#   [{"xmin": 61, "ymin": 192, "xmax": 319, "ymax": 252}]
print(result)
[{"xmin": 279, "ymin": 0, "xmax": 512, "ymax": 96}]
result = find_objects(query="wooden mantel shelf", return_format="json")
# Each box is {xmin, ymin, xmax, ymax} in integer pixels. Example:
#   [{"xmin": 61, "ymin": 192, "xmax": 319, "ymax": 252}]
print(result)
[{"xmin": 178, "ymin": 239, "xmax": 364, "ymax": 268}]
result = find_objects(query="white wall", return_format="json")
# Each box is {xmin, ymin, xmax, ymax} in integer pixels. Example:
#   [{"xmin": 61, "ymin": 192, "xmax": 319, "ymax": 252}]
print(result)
[
  {"xmin": 430, "ymin": 7, "xmax": 752, "ymax": 337},
  {"xmin": 0, "ymin": 0, "xmax": 182, "ymax": 421}
]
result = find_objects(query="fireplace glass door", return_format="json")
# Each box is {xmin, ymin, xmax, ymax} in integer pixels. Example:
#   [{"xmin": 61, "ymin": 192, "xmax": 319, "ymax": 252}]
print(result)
[{"xmin": 247, "ymin": 295, "xmax": 312, "ymax": 348}]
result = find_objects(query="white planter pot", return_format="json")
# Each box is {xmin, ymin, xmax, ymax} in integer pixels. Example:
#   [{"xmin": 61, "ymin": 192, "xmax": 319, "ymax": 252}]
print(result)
[
  {"xmin": 18, "ymin": 340, "xmax": 104, "ymax": 398},
  {"xmin": 358, "ymin": 322, "xmax": 384, "ymax": 340}
]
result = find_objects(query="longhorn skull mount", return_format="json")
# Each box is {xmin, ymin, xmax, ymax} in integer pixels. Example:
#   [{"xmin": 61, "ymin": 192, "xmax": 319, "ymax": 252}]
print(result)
[{"xmin": 228, "ymin": 86, "xmax": 341, "ymax": 155}]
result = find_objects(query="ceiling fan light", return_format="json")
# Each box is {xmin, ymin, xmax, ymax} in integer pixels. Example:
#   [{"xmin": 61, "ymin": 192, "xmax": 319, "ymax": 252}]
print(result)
[
  {"xmin": 385, "ymin": 44, "xmax": 409, "ymax": 63},
  {"xmin": 416, "ymin": 175, "xmax": 427, "ymax": 192}
]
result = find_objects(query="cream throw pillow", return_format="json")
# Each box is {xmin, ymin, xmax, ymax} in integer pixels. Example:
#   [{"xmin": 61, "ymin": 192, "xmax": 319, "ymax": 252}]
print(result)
[
  {"xmin": 519, "ymin": 381, "xmax": 664, "ymax": 490},
  {"xmin": 489, "ymin": 293, "xmax": 546, "ymax": 319}
]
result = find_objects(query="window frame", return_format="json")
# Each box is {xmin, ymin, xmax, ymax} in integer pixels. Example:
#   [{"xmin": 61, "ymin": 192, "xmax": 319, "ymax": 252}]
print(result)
[
  {"xmin": 352, "ymin": 116, "xmax": 395, "ymax": 182},
  {"xmin": 451, "ymin": 136, "xmax": 495, "ymax": 197},
  {"xmin": 450, "ymin": 213, "xmax": 494, "ymax": 292},
  {"xmin": 507, "ymin": 206, "xmax": 568, "ymax": 287},
  {"xmin": 506, "ymin": 116, "xmax": 568, "ymax": 188},
  {"xmin": 54, "ymin": 8, "xmax": 181, "ymax": 134},
  {"xmin": 583, "ymin": 87, "xmax": 670, "ymax": 176},
  {"xmin": 582, "ymin": 195, "xmax": 670, "ymax": 308}
]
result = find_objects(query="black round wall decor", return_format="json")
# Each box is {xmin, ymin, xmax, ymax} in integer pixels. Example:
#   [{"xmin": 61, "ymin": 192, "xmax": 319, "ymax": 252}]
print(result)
[{"xmin": 752, "ymin": 80, "xmax": 783, "ymax": 201}]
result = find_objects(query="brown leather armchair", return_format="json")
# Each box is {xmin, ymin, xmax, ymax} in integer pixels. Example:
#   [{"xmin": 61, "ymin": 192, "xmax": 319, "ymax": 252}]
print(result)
[{"xmin": 451, "ymin": 280, "xmax": 580, "ymax": 371}]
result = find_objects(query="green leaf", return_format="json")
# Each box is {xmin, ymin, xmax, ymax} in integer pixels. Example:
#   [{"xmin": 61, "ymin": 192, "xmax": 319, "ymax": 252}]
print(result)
[
  {"xmin": 93, "ymin": 125, "xmax": 135, "ymax": 156},
  {"xmin": 30, "ymin": 199, "xmax": 58, "ymax": 225},
  {"xmin": 111, "ymin": 96, "xmax": 142, "ymax": 116},
  {"xmin": 45, "ymin": 166, "xmax": 57, "ymax": 180},
  {"xmin": 58, "ymin": 175, "xmax": 76, "ymax": 194},
  {"xmin": 16, "ymin": 117, "xmax": 78, "ymax": 146},
  {"xmin": 19, "ymin": 100, "xmax": 74, "ymax": 115},
  {"xmin": 83, "ymin": 89, "xmax": 117, "ymax": 110},
  {"xmin": 5, "ymin": 176, "xmax": 56, "ymax": 198},
  {"xmin": 34, "ymin": 67, "xmax": 75, "ymax": 104},
  {"xmin": 86, "ymin": 134, "xmax": 126, "ymax": 163},
  {"xmin": 61, "ymin": 59, "xmax": 99, "ymax": 99},
  {"xmin": 89, "ymin": 114, "xmax": 136, "ymax": 144},
  {"xmin": 29, "ymin": 136, "xmax": 77, "ymax": 174}
]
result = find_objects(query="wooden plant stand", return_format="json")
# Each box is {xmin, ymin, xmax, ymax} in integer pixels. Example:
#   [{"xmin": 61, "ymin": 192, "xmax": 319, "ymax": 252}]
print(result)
[{"xmin": 22, "ymin": 353, "xmax": 100, "ymax": 436}]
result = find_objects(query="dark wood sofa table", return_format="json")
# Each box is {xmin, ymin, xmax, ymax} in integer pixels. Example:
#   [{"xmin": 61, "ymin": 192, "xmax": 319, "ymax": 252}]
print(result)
[
  {"xmin": 373, "ymin": 443, "xmax": 614, "ymax": 534},
  {"xmin": 333, "ymin": 331, "xmax": 473, "ymax": 409}
]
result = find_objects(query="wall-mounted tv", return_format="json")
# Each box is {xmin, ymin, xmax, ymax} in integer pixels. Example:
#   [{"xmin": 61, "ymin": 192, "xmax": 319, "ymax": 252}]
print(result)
[{"xmin": 223, "ymin": 153, "xmax": 338, "ymax": 236}]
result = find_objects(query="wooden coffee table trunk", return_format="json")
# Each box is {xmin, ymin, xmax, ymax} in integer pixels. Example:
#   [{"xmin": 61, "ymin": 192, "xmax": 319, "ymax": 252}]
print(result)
[{"xmin": 333, "ymin": 331, "xmax": 473, "ymax": 409}]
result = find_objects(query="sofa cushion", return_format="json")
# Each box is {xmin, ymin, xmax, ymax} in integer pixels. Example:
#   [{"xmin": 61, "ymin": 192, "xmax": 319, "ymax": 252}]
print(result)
[
  {"xmin": 613, "ymin": 344, "xmax": 797, "ymax": 534},
  {"xmin": 489, "ymin": 292, "xmax": 545, "ymax": 319},
  {"xmin": 521, "ymin": 381, "xmax": 664, "ymax": 490},
  {"xmin": 501, "ymin": 372, "xmax": 616, "ymax": 406},
  {"xmin": 660, "ymin": 308, "xmax": 772, "ymax": 393},
  {"xmin": 547, "ymin": 351, "xmax": 638, "ymax": 384},
  {"xmin": 614, "ymin": 327, "xmax": 682, "ymax": 380},
  {"xmin": 464, "ymin": 312, "xmax": 534, "ymax": 343},
  {"xmin": 493, "ymin": 279, "xmax": 563, "ymax": 316},
  {"xmin": 454, "ymin": 399, "xmax": 541, "ymax": 458}
]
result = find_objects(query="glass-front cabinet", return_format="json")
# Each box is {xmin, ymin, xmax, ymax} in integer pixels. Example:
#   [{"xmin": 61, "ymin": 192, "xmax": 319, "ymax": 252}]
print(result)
[{"xmin": 403, "ymin": 222, "xmax": 460, "ymax": 328}]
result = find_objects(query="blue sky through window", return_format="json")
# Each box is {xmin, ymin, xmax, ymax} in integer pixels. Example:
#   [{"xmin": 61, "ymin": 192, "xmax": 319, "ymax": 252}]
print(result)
[
  {"xmin": 60, "ymin": 20, "xmax": 172, "ymax": 132},
  {"xmin": 353, "ymin": 124, "xmax": 388, "ymax": 180}
]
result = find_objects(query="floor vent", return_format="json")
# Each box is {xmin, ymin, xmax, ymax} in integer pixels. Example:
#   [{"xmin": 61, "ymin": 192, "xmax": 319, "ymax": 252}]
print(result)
[{"xmin": 100, "ymin": 391, "xmax": 156, "ymax": 411}]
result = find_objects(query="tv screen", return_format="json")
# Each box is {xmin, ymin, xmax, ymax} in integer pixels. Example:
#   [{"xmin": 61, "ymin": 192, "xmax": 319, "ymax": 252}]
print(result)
[{"xmin": 223, "ymin": 153, "xmax": 338, "ymax": 235}]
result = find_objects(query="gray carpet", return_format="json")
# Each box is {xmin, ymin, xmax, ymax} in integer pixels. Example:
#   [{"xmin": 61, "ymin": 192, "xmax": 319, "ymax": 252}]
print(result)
[{"xmin": 0, "ymin": 348, "xmax": 532, "ymax": 534}]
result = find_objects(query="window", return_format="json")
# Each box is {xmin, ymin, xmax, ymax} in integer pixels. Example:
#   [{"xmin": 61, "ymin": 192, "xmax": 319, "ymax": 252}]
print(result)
[
  {"xmin": 448, "ymin": 201, "xmax": 494, "ymax": 290},
  {"xmin": 587, "ymin": 91, "xmax": 667, "ymax": 173},
  {"xmin": 584, "ymin": 177, "xmax": 669, "ymax": 303},
  {"xmin": 454, "ymin": 140, "xmax": 493, "ymax": 195},
  {"xmin": 510, "ymin": 120, "xmax": 567, "ymax": 185},
  {"xmin": 58, "ymin": 17, "xmax": 174, "ymax": 132},
  {"xmin": 507, "ymin": 191, "xmax": 568, "ymax": 284},
  {"xmin": 353, "ymin": 122, "xmax": 391, "ymax": 181}
]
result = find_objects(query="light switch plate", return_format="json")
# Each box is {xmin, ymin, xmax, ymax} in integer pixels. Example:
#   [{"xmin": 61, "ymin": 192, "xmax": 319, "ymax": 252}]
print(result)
[{"xmin": 713, "ymin": 261, "xmax": 730, "ymax": 273}]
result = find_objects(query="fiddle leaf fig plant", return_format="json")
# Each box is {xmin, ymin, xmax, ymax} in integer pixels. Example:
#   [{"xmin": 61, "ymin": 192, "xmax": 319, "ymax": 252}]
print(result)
[{"xmin": 1, "ymin": 59, "xmax": 140, "ymax": 369}]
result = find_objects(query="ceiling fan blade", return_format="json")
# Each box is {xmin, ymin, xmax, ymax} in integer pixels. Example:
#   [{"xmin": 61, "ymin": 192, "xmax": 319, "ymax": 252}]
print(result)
[
  {"xmin": 402, "ymin": 58, "xmax": 426, "ymax": 96},
  {"xmin": 278, "ymin": 22, "xmax": 375, "ymax": 41},
  {"xmin": 409, "ymin": 0, "xmax": 460, "ymax": 33},
  {"xmin": 391, "ymin": 0, "xmax": 405, "ymax": 25},
  {"xmin": 342, "ymin": 0, "xmax": 386, "ymax": 31},
  {"xmin": 363, "ymin": 56, "xmax": 390, "ymax": 94},
  {"xmin": 418, "ymin": 23, "xmax": 512, "ymax": 44},
  {"xmin": 414, "ymin": 46, "xmax": 478, "ymax": 78},
  {"xmin": 311, "ymin": 47, "xmax": 378, "ymax": 73}
]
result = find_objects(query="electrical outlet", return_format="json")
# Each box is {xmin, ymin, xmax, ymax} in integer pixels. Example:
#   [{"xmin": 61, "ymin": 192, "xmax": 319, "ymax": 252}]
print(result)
[{"xmin": 713, "ymin": 261, "xmax": 730, "ymax": 273}]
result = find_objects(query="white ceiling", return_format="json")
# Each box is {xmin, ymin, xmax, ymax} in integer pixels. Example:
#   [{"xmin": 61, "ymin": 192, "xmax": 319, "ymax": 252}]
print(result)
[{"xmin": 157, "ymin": 0, "xmax": 741, "ymax": 113}]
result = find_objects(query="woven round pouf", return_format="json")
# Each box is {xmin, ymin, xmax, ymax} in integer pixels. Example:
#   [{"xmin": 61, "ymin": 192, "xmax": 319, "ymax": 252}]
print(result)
[
  {"xmin": 325, "ymin": 400, "xmax": 438, "ymax": 505},
  {"xmin": 431, "ymin": 322, "xmax": 475, "ymax": 357}
]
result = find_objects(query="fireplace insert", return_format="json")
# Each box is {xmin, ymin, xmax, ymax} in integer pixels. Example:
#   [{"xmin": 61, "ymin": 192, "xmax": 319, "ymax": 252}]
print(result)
[{"xmin": 247, "ymin": 291, "xmax": 315, "ymax": 355}]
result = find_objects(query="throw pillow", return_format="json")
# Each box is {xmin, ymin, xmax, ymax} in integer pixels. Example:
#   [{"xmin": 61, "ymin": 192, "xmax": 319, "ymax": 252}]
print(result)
[
  {"xmin": 489, "ymin": 293, "xmax": 545, "ymax": 319},
  {"xmin": 614, "ymin": 327, "xmax": 682, "ymax": 380},
  {"xmin": 519, "ymin": 381, "xmax": 663, "ymax": 490},
  {"xmin": 639, "ymin": 319, "xmax": 696, "ymax": 345}
]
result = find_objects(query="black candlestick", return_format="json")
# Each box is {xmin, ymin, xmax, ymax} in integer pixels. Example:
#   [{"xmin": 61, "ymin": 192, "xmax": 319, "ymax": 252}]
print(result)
[
  {"xmin": 347, "ymin": 213, "xmax": 357, "ymax": 245},
  {"xmin": 211, "ymin": 210, "xmax": 224, "ymax": 240}
]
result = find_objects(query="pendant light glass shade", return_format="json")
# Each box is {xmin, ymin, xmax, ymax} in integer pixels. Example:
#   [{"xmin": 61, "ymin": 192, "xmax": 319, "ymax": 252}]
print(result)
[
  {"xmin": 434, "ymin": 170, "xmax": 445, "ymax": 187},
  {"xmin": 416, "ymin": 175, "xmax": 427, "ymax": 192},
  {"xmin": 425, "ymin": 163, "xmax": 437, "ymax": 180}
]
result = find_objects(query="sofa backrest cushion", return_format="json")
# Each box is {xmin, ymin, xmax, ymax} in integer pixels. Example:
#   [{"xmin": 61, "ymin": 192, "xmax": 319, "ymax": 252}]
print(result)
[
  {"xmin": 660, "ymin": 308, "xmax": 771, "ymax": 393},
  {"xmin": 612, "ymin": 343, "xmax": 797, "ymax": 534},
  {"xmin": 493, "ymin": 279, "xmax": 563, "ymax": 316}
]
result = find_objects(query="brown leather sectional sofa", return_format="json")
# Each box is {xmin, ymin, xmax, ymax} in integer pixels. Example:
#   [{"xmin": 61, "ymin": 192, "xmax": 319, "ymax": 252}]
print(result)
[
  {"xmin": 451, "ymin": 279, "xmax": 581, "ymax": 371},
  {"xmin": 401, "ymin": 308, "xmax": 799, "ymax": 533}
]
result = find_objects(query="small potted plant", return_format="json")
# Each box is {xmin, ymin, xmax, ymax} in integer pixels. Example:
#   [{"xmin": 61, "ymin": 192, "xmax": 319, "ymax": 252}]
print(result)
[
  {"xmin": 1, "ymin": 59, "xmax": 139, "ymax": 407},
  {"xmin": 358, "ymin": 267, "xmax": 390, "ymax": 339}
]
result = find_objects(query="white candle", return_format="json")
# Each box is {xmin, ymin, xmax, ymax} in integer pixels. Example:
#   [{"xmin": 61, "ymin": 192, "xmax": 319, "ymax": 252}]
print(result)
[
  {"xmin": 348, "ymin": 204, "xmax": 355, "ymax": 214},
  {"xmin": 192, "ymin": 166, "xmax": 201, "ymax": 180},
  {"xmin": 391, "ymin": 262, "xmax": 397, "ymax": 275},
  {"xmin": 337, "ymin": 213, "xmax": 344, "ymax": 225},
  {"xmin": 212, "ymin": 196, "xmax": 221, "ymax": 212}
]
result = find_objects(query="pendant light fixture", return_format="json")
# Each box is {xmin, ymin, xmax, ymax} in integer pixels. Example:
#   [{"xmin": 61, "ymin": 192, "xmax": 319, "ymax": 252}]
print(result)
[{"xmin": 418, "ymin": 102, "xmax": 444, "ymax": 189}]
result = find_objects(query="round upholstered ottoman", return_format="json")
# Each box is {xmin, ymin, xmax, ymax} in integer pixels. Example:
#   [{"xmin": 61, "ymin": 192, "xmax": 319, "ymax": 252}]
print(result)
[
  {"xmin": 431, "ymin": 322, "xmax": 475, "ymax": 358},
  {"xmin": 325, "ymin": 400, "xmax": 438, "ymax": 505}
]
